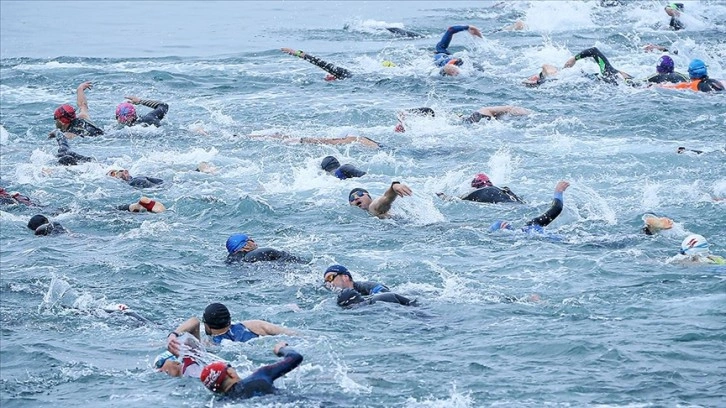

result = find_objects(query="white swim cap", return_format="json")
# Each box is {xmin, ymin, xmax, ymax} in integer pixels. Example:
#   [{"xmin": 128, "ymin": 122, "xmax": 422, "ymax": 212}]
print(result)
[{"xmin": 680, "ymin": 234, "xmax": 709, "ymax": 256}]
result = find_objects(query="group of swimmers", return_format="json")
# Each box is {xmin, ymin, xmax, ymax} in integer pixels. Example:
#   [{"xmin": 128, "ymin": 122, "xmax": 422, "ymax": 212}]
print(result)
[{"xmin": 3, "ymin": 13, "xmax": 724, "ymax": 402}]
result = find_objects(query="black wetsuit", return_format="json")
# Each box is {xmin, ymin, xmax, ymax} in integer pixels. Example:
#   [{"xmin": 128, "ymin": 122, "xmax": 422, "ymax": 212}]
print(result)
[
  {"xmin": 226, "ymin": 248, "xmax": 308, "ymax": 264},
  {"xmin": 127, "ymin": 176, "xmax": 164, "ymax": 189},
  {"xmin": 55, "ymin": 132, "xmax": 93, "ymax": 166},
  {"xmin": 461, "ymin": 111, "xmax": 493, "ymax": 124},
  {"xmin": 573, "ymin": 47, "xmax": 627, "ymax": 84},
  {"xmin": 34, "ymin": 221, "xmax": 67, "ymax": 236},
  {"xmin": 337, "ymin": 288, "xmax": 417, "ymax": 308},
  {"xmin": 333, "ymin": 164, "xmax": 367, "ymax": 180},
  {"xmin": 353, "ymin": 280, "xmax": 389, "ymax": 295},
  {"xmin": 385, "ymin": 27, "xmax": 424, "ymax": 38},
  {"xmin": 221, "ymin": 347, "xmax": 303, "ymax": 401},
  {"xmin": 66, "ymin": 118, "xmax": 104, "ymax": 137},
  {"xmin": 129, "ymin": 99, "xmax": 169, "ymax": 127},
  {"xmin": 300, "ymin": 53, "xmax": 353, "ymax": 80},
  {"xmin": 461, "ymin": 186, "xmax": 523, "ymax": 203},
  {"xmin": 645, "ymin": 71, "xmax": 688, "ymax": 84},
  {"xmin": 694, "ymin": 77, "xmax": 725, "ymax": 92},
  {"xmin": 522, "ymin": 191, "xmax": 564, "ymax": 233}
]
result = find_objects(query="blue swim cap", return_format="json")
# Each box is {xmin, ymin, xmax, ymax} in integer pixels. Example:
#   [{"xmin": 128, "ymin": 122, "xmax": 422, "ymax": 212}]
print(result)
[
  {"xmin": 488, "ymin": 220, "xmax": 513, "ymax": 232},
  {"xmin": 225, "ymin": 233, "xmax": 249, "ymax": 254},
  {"xmin": 688, "ymin": 59, "xmax": 707, "ymax": 79},
  {"xmin": 154, "ymin": 351, "xmax": 178, "ymax": 369},
  {"xmin": 324, "ymin": 264, "xmax": 350, "ymax": 278}
]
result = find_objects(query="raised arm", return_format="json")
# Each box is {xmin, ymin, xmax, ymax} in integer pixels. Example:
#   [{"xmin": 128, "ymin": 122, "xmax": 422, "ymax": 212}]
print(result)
[
  {"xmin": 369, "ymin": 181, "xmax": 413, "ymax": 216},
  {"xmin": 435, "ymin": 25, "xmax": 481, "ymax": 54},
  {"xmin": 242, "ymin": 319, "xmax": 297, "ymax": 336},
  {"xmin": 75, "ymin": 81, "xmax": 92, "ymax": 120},
  {"xmin": 167, "ymin": 316, "xmax": 202, "ymax": 356},
  {"xmin": 525, "ymin": 181, "xmax": 569, "ymax": 228}
]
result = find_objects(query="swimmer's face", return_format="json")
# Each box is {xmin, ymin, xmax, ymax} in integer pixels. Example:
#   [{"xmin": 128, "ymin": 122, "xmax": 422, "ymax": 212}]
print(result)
[
  {"xmin": 442, "ymin": 64, "xmax": 460, "ymax": 77},
  {"xmin": 159, "ymin": 360, "xmax": 182, "ymax": 377},
  {"xmin": 128, "ymin": 203, "xmax": 147, "ymax": 213},
  {"xmin": 324, "ymin": 272, "xmax": 351, "ymax": 290},
  {"xmin": 240, "ymin": 239, "xmax": 258, "ymax": 252},
  {"xmin": 349, "ymin": 192, "xmax": 372, "ymax": 210}
]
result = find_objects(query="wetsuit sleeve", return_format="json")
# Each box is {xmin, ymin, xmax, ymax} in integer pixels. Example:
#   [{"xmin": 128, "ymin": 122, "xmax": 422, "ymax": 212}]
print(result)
[
  {"xmin": 261, "ymin": 347, "xmax": 303, "ymax": 381},
  {"xmin": 371, "ymin": 292, "xmax": 417, "ymax": 306},
  {"xmin": 335, "ymin": 164, "xmax": 367, "ymax": 179},
  {"xmin": 300, "ymin": 53, "xmax": 353, "ymax": 79},
  {"xmin": 138, "ymin": 99, "xmax": 169, "ymax": 124},
  {"xmin": 525, "ymin": 192, "xmax": 563, "ymax": 228},
  {"xmin": 698, "ymin": 78, "xmax": 725, "ymax": 92},
  {"xmin": 435, "ymin": 25, "xmax": 469, "ymax": 54},
  {"xmin": 574, "ymin": 47, "xmax": 618, "ymax": 76}
]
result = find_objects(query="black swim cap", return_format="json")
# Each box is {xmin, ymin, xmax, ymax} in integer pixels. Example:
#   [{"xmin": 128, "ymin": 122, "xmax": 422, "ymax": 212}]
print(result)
[
  {"xmin": 321, "ymin": 156, "xmax": 340, "ymax": 172},
  {"xmin": 28, "ymin": 214, "xmax": 49, "ymax": 231},
  {"xmin": 117, "ymin": 204, "xmax": 131, "ymax": 211},
  {"xmin": 203, "ymin": 303, "xmax": 231, "ymax": 329},
  {"xmin": 337, "ymin": 288, "xmax": 365, "ymax": 308}
]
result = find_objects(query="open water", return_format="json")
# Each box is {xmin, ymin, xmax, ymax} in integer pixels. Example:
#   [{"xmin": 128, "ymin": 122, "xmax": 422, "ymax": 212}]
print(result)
[{"xmin": 1, "ymin": 1, "xmax": 725, "ymax": 407}]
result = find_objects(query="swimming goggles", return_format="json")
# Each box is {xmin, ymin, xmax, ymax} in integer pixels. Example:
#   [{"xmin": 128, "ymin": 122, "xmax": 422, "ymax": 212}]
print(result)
[
  {"xmin": 324, "ymin": 273, "xmax": 338, "ymax": 283},
  {"xmin": 349, "ymin": 191, "xmax": 367, "ymax": 202},
  {"xmin": 153, "ymin": 352, "xmax": 177, "ymax": 369}
]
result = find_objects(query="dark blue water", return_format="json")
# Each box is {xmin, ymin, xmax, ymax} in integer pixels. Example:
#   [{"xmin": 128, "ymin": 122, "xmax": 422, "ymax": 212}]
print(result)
[{"xmin": 2, "ymin": 1, "xmax": 725, "ymax": 407}]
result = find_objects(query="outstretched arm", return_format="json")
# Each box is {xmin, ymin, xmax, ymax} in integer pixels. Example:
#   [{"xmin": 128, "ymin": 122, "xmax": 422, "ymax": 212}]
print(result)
[
  {"xmin": 76, "ymin": 82, "xmax": 92, "ymax": 120},
  {"xmin": 369, "ymin": 181, "xmax": 413, "ymax": 216},
  {"xmin": 525, "ymin": 181, "xmax": 569, "ymax": 228},
  {"xmin": 564, "ymin": 47, "xmax": 625, "ymax": 78},
  {"xmin": 242, "ymin": 319, "xmax": 297, "ymax": 336},
  {"xmin": 477, "ymin": 105, "xmax": 531, "ymax": 119},
  {"xmin": 126, "ymin": 95, "xmax": 169, "ymax": 120},
  {"xmin": 300, "ymin": 136, "xmax": 381, "ymax": 148},
  {"xmin": 281, "ymin": 48, "xmax": 353, "ymax": 80},
  {"xmin": 435, "ymin": 25, "xmax": 480, "ymax": 54}
]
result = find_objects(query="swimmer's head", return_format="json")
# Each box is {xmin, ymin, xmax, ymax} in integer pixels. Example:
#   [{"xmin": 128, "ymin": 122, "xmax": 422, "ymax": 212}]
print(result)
[
  {"xmin": 107, "ymin": 169, "xmax": 131, "ymax": 181},
  {"xmin": 441, "ymin": 63, "xmax": 461, "ymax": 77},
  {"xmin": 115, "ymin": 103, "xmax": 137, "ymax": 125},
  {"xmin": 324, "ymin": 264, "xmax": 352, "ymax": 286},
  {"xmin": 321, "ymin": 156, "xmax": 341, "ymax": 172},
  {"xmin": 53, "ymin": 104, "xmax": 76, "ymax": 128},
  {"xmin": 688, "ymin": 59, "xmax": 707, "ymax": 79},
  {"xmin": 382, "ymin": 60, "xmax": 396, "ymax": 67},
  {"xmin": 337, "ymin": 288, "xmax": 365, "ymax": 308},
  {"xmin": 203, "ymin": 303, "xmax": 231, "ymax": 330},
  {"xmin": 489, "ymin": 220, "xmax": 513, "ymax": 232},
  {"xmin": 656, "ymin": 55, "xmax": 674, "ymax": 74},
  {"xmin": 348, "ymin": 188, "xmax": 371, "ymax": 209},
  {"xmin": 680, "ymin": 234, "xmax": 709, "ymax": 256},
  {"xmin": 154, "ymin": 351, "xmax": 180, "ymax": 376},
  {"xmin": 666, "ymin": 2, "xmax": 684, "ymax": 11},
  {"xmin": 200, "ymin": 361, "xmax": 230, "ymax": 393},
  {"xmin": 225, "ymin": 233, "xmax": 250, "ymax": 254},
  {"xmin": 471, "ymin": 173, "xmax": 493, "ymax": 189},
  {"xmin": 27, "ymin": 214, "xmax": 49, "ymax": 231}
]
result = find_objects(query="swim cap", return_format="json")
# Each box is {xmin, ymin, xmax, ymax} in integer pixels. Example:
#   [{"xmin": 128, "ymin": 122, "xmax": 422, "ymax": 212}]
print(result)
[
  {"xmin": 324, "ymin": 264, "xmax": 351, "ymax": 278},
  {"xmin": 27, "ymin": 214, "xmax": 49, "ymax": 231},
  {"xmin": 53, "ymin": 104, "xmax": 76, "ymax": 125},
  {"xmin": 115, "ymin": 102, "xmax": 136, "ymax": 124},
  {"xmin": 337, "ymin": 288, "xmax": 365, "ymax": 307},
  {"xmin": 203, "ymin": 303, "xmax": 231, "ymax": 329},
  {"xmin": 656, "ymin": 55, "xmax": 674, "ymax": 74},
  {"xmin": 348, "ymin": 188, "xmax": 369, "ymax": 202},
  {"xmin": 153, "ymin": 351, "xmax": 178, "ymax": 369},
  {"xmin": 321, "ymin": 156, "xmax": 341, "ymax": 172},
  {"xmin": 200, "ymin": 361, "xmax": 229, "ymax": 392},
  {"xmin": 680, "ymin": 234, "xmax": 709, "ymax": 256},
  {"xmin": 488, "ymin": 220, "xmax": 513, "ymax": 232},
  {"xmin": 382, "ymin": 60, "xmax": 396, "ymax": 67},
  {"xmin": 688, "ymin": 59, "xmax": 707, "ymax": 79},
  {"xmin": 225, "ymin": 233, "xmax": 249, "ymax": 254},
  {"xmin": 471, "ymin": 173, "xmax": 493, "ymax": 188}
]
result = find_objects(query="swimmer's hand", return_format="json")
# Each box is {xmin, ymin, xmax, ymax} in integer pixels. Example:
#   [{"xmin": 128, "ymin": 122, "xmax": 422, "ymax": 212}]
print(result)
[
  {"xmin": 563, "ymin": 57, "xmax": 576, "ymax": 68},
  {"xmin": 77, "ymin": 81, "xmax": 92, "ymax": 91},
  {"xmin": 281, "ymin": 48, "xmax": 304, "ymax": 58},
  {"xmin": 392, "ymin": 182, "xmax": 413, "ymax": 197},
  {"xmin": 124, "ymin": 95, "xmax": 141, "ymax": 104},
  {"xmin": 167, "ymin": 332, "xmax": 181, "ymax": 356},
  {"xmin": 468, "ymin": 26, "xmax": 483, "ymax": 38},
  {"xmin": 273, "ymin": 341, "xmax": 289, "ymax": 356},
  {"xmin": 554, "ymin": 180, "xmax": 570, "ymax": 193}
]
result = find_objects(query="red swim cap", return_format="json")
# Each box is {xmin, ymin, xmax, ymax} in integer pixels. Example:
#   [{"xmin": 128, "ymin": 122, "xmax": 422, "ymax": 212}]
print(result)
[
  {"xmin": 53, "ymin": 104, "xmax": 76, "ymax": 125},
  {"xmin": 200, "ymin": 361, "xmax": 229, "ymax": 392},
  {"xmin": 471, "ymin": 173, "xmax": 492, "ymax": 188}
]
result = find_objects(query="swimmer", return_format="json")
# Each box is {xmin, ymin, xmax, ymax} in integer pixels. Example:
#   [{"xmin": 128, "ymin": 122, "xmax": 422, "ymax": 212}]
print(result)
[
  {"xmin": 196, "ymin": 161, "xmax": 218, "ymax": 174},
  {"xmin": 671, "ymin": 234, "xmax": 725, "ymax": 265},
  {"xmin": 49, "ymin": 130, "xmax": 94, "ymax": 166},
  {"xmin": 337, "ymin": 288, "xmax": 418, "ymax": 308},
  {"xmin": 199, "ymin": 342, "xmax": 303, "ymax": 400},
  {"xmin": 676, "ymin": 147, "xmax": 704, "ymax": 155},
  {"xmin": 348, "ymin": 181, "xmax": 413, "ymax": 218},
  {"xmin": 394, "ymin": 106, "xmax": 529, "ymax": 133},
  {"xmin": 563, "ymin": 47, "xmax": 633, "ymax": 84},
  {"xmin": 281, "ymin": 48, "xmax": 353, "ymax": 81},
  {"xmin": 116, "ymin": 95, "xmax": 169, "ymax": 127},
  {"xmin": 641, "ymin": 213, "xmax": 674, "ymax": 235},
  {"xmin": 247, "ymin": 132, "xmax": 382, "ymax": 148},
  {"xmin": 433, "ymin": 25, "xmax": 483, "ymax": 77},
  {"xmin": 117, "ymin": 196, "xmax": 166, "ymax": 213},
  {"xmin": 384, "ymin": 27, "xmax": 424, "ymax": 38},
  {"xmin": 664, "ymin": 3, "xmax": 684, "ymax": 31},
  {"xmin": 225, "ymin": 233, "xmax": 308, "ymax": 264},
  {"xmin": 644, "ymin": 55, "xmax": 688, "ymax": 84},
  {"xmin": 153, "ymin": 350, "xmax": 202, "ymax": 378},
  {"xmin": 320, "ymin": 156, "xmax": 366, "ymax": 180},
  {"xmin": 660, "ymin": 60, "xmax": 724, "ymax": 92},
  {"xmin": 107, "ymin": 169, "xmax": 164, "ymax": 188},
  {"xmin": 27, "ymin": 214, "xmax": 67, "ymax": 236},
  {"xmin": 0, "ymin": 187, "xmax": 36, "ymax": 206},
  {"xmin": 167, "ymin": 303, "xmax": 296, "ymax": 355},
  {"xmin": 489, "ymin": 180, "xmax": 570, "ymax": 234},
  {"xmin": 323, "ymin": 264, "xmax": 389, "ymax": 295},
  {"xmin": 50, "ymin": 81, "xmax": 104, "ymax": 138},
  {"xmin": 438, "ymin": 173, "xmax": 524, "ymax": 204}
]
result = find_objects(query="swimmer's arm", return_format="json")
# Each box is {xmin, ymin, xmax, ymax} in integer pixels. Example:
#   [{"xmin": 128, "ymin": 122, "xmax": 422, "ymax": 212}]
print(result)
[
  {"xmin": 281, "ymin": 48, "xmax": 352, "ymax": 79},
  {"xmin": 242, "ymin": 319, "xmax": 297, "ymax": 336},
  {"xmin": 369, "ymin": 182, "xmax": 413, "ymax": 216},
  {"xmin": 478, "ymin": 105, "xmax": 531, "ymax": 119},
  {"xmin": 564, "ymin": 47, "xmax": 603, "ymax": 68},
  {"xmin": 75, "ymin": 81, "xmax": 92, "ymax": 120},
  {"xmin": 167, "ymin": 316, "xmax": 202, "ymax": 356}
]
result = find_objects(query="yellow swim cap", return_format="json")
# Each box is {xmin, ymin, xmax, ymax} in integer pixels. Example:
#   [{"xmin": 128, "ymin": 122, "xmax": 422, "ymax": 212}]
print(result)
[{"xmin": 382, "ymin": 60, "xmax": 396, "ymax": 67}]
